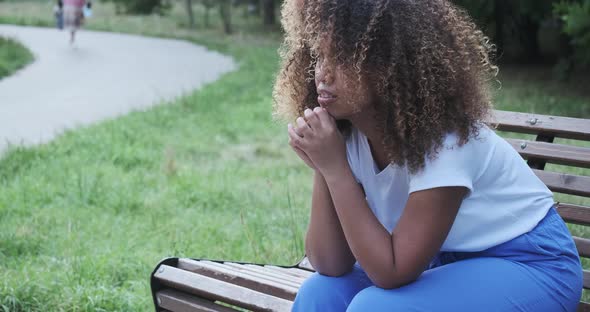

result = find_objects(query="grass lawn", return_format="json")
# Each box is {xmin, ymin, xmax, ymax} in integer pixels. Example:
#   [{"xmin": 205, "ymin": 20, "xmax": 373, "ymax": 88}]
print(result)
[
  {"xmin": 0, "ymin": 1, "xmax": 589, "ymax": 311},
  {"xmin": 0, "ymin": 36, "xmax": 33, "ymax": 79}
]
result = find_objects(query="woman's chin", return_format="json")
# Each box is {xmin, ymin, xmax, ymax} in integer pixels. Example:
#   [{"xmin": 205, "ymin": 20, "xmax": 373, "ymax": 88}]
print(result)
[{"xmin": 322, "ymin": 105, "xmax": 338, "ymax": 117}]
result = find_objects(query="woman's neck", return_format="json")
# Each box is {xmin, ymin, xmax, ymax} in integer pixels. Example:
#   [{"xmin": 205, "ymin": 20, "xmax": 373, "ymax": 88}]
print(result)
[
  {"xmin": 347, "ymin": 107, "xmax": 380, "ymax": 143},
  {"xmin": 347, "ymin": 108, "xmax": 390, "ymax": 171}
]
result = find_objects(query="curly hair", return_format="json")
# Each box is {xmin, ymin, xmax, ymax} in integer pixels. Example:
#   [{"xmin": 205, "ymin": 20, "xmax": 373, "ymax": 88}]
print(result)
[{"xmin": 273, "ymin": 0, "xmax": 498, "ymax": 173}]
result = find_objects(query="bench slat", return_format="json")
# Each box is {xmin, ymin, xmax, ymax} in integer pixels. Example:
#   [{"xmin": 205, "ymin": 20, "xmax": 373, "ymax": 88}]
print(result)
[
  {"xmin": 584, "ymin": 270, "xmax": 590, "ymax": 290},
  {"xmin": 578, "ymin": 302, "xmax": 590, "ymax": 312},
  {"xmin": 507, "ymin": 139, "xmax": 590, "ymax": 169},
  {"xmin": 177, "ymin": 259, "xmax": 299, "ymax": 301},
  {"xmin": 157, "ymin": 289, "xmax": 237, "ymax": 312},
  {"xmin": 197, "ymin": 261, "xmax": 302, "ymax": 288},
  {"xmin": 534, "ymin": 170, "xmax": 590, "ymax": 197},
  {"xmin": 574, "ymin": 237, "xmax": 590, "ymax": 259},
  {"xmin": 154, "ymin": 265, "xmax": 293, "ymax": 312},
  {"xmin": 201, "ymin": 260, "xmax": 303, "ymax": 290},
  {"xmin": 222, "ymin": 263, "xmax": 302, "ymax": 288},
  {"xmin": 240, "ymin": 264, "xmax": 306, "ymax": 284},
  {"xmin": 557, "ymin": 203, "xmax": 590, "ymax": 226},
  {"xmin": 491, "ymin": 110, "xmax": 590, "ymax": 141},
  {"xmin": 264, "ymin": 265, "xmax": 313, "ymax": 279},
  {"xmin": 297, "ymin": 257, "xmax": 314, "ymax": 271}
]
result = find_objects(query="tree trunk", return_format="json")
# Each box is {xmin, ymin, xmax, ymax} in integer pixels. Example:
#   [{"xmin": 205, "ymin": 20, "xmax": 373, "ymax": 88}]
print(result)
[
  {"xmin": 186, "ymin": 0, "xmax": 195, "ymax": 29},
  {"xmin": 520, "ymin": 16, "xmax": 541, "ymax": 62},
  {"xmin": 203, "ymin": 0, "xmax": 210, "ymax": 27},
  {"xmin": 494, "ymin": 0, "xmax": 505, "ymax": 57},
  {"xmin": 262, "ymin": 0, "xmax": 275, "ymax": 25},
  {"xmin": 220, "ymin": 0, "xmax": 232, "ymax": 34}
]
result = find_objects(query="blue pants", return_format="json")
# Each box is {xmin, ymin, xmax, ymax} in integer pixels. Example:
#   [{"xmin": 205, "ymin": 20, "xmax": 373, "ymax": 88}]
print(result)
[{"xmin": 293, "ymin": 208, "xmax": 583, "ymax": 311}]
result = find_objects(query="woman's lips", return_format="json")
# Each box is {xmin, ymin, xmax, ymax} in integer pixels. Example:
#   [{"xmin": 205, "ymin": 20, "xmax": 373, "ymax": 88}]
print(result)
[{"xmin": 317, "ymin": 90, "xmax": 337, "ymax": 107}]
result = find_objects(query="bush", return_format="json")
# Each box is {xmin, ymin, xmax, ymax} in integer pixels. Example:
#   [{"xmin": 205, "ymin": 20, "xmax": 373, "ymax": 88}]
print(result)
[{"xmin": 0, "ymin": 37, "xmax": 34, "ymax": 79}]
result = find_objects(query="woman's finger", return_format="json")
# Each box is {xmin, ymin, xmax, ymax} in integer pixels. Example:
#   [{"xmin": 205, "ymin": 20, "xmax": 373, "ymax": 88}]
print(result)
[
  {"xmin": 304, "ymin": 108, "xmax": 320, "ymax": 130},
  {"xmin": 296, "ymin": 117, "xmax": 312, "ymax": 137},
  {"xmin": 314, "ymin": 106, "xmax": 333, "ymax": 126},
  {"xmin": 291, "ymin": 120, "xmax": 304, "ymax": 138},
  {"xmin": 288, "ymin": 124, "xmax": 305, "ymax": 147}
]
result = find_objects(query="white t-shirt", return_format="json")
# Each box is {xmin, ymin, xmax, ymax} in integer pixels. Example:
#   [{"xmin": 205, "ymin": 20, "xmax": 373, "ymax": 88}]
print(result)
[{"xmin": 345, "ymin": 125, "xmax": 555, "ymax": 252}]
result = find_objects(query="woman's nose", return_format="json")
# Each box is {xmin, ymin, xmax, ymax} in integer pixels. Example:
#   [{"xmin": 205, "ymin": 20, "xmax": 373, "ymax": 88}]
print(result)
[{"xmin": 315, "ymin": 62, "xmax": 332, "ymax": 85}]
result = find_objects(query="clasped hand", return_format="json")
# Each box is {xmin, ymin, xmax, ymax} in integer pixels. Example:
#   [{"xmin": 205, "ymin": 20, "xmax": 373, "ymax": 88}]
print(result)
[{"xmin": 288, "ymin": 107, "xmax": 347, "ymax": 177}]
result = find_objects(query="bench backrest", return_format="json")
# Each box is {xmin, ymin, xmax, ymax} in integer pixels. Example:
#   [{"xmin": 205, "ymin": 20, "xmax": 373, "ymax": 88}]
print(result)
[{"xmin": 487, "ymin": 110, "xmax": 590, "ymax": 310}]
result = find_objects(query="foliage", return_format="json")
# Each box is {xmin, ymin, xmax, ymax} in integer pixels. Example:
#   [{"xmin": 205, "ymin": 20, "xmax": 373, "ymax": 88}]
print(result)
[
  {"xmin": 554, "ymin": 0, "xmax": 590, "ymax": 66},
  {"xmin": 104, "ymin": 0, "xmax": 171, "ymax": 15},
  {"xmin": 453, "ymin": 0, "xmax": 555, "ymax": 58}
]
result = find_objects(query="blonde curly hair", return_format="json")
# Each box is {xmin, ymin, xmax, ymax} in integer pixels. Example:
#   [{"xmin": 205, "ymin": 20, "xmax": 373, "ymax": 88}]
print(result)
[{"xmin": 273, "ymin": 0, "xmax": 498, "ymax": 173}]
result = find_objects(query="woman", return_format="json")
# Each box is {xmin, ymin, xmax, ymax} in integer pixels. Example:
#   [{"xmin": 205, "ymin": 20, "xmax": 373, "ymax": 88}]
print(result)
[
  {"xmin": 63, "ymin": 0, "xmax": 86, "ymax": 44},
  {"xmin": 274, "ymin": 0, "xmax": 583, "ymax": 310}
]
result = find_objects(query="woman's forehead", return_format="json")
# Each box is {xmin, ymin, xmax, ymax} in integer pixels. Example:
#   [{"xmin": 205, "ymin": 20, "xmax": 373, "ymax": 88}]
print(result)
[{"xmin": 310, "ymin": 34, "xmax": 335, "ymax": 54}]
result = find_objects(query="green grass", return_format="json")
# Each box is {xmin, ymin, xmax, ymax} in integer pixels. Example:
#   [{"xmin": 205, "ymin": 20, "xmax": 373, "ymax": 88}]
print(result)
[
  {"xmin": 0, "ymin": 1, "xmax": 589, "ymax": 310},
  {"xmin": 0, "ymin": 36, "xmax": 33, "ymax": 79},
  {"xmin": 0, "ymin": 2, "xmax": 306, "ymax": 311}
]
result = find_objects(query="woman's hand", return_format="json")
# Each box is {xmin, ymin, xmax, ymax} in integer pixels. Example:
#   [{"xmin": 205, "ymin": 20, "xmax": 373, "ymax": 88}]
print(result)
[
  {"xmin": 287, "ymin": 107, "xmax": 348, "ymax": 178},
  {"xmin": 288, "ymin": 122, "xmax": 317, "ymax": 171}
]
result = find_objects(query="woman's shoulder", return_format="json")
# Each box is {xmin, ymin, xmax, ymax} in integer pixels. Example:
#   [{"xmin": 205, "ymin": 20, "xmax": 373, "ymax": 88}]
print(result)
[
  {"xmin": 440, "ymin": 124, "xmax": 497, "ymax": 154},
  {"xmin": 408, "ymin": 125, "xmax": 499, "ymax": 193},
  {"xmin": 422, "ymin": 125, "xmax": 499, "ymax": 175}
]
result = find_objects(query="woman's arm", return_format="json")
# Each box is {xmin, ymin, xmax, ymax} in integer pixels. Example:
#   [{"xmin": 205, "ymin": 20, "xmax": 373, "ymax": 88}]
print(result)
[
  {"xmin": 305, "ymin": 171, "xmax": 356, "ymax": 276},
  {"xmin": 323, "ymin": 167, "xmax": 466, "ymax": 289},
  {"xmin": 287, "ymin": 115, "xmax": 355, "ymax": 276},
  {"xmin": 291, "ymin": 107, "xmax": 467, "ymax": 288}
]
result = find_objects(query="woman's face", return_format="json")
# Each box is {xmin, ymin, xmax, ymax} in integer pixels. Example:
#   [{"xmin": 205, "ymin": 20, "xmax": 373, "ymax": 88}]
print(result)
[{"xmin": 314, "ymin": 48, "xmax": 375, "ymax": 119}]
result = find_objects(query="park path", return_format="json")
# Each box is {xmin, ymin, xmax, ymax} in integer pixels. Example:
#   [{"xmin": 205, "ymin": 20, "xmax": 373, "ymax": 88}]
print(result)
[{"xmin": 0, "ymin": 25, "xmax": 235, "ymax": 154}]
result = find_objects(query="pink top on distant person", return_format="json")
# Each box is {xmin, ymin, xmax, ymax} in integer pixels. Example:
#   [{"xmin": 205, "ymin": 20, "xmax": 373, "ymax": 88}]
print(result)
[{"xmin": 63, "ymin": 0, "xmax": 85, "ymax": 7}]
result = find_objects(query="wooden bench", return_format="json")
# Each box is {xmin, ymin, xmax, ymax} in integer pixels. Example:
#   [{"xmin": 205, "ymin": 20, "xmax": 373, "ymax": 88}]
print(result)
[{"xmin": 150, "ymin": 110, "xmax": 590, "ymax": 312}]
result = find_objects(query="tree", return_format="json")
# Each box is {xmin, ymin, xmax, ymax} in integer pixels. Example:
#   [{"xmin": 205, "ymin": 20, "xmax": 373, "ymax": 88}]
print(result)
[
  {"xmin": 220, "ymin": 0, "xmax": 232, "ymax": 34},
  {"xmin": 453, "ymin": 0, "xmax": 555, "ymax": 62},
  {"xmin": 199, "ymin": 0, "xmax": 214, "ymax": 27},
  {"xmin": 104, "ymin": 0, "xmax": 170, "ymax": 15},
  {"xmin": 186, "ymin": 0, "xmax": 195, "ymax": 29},
  {"xmin": 513, "ymin": 0, "xmax": 554, "ymax": 62},
  {"xmin": 262, "ymin": 0, "xmax": 276, "ymax": 25},
  {"xmin": 493, "ymin": 0, "xmax": 507, "ymax": 56}
]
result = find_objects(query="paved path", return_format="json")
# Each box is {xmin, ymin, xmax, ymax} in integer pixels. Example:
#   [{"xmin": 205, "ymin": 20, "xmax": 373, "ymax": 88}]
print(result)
[{"xmin": 0, "ymin": 25, "xmax": 235, "ymax": 154}]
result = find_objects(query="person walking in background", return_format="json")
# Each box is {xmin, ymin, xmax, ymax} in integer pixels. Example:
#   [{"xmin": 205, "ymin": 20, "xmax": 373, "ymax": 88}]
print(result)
[
  {"xmin": 83, "ymin": 1, "xmax": 93, "ymax": 19},
  {"xmin": 53, "ymin": 0, "xmax": 64, "ymax": 30},
  {"xmin": 63, "ymin": 0, "xmax": 86, "ymax": 45}
]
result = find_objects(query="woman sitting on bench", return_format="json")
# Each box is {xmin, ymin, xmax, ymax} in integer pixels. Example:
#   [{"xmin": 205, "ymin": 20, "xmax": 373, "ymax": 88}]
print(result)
[{"xmin": 274, "ymin": 0, "xmax": 583, "ymax": 311}]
